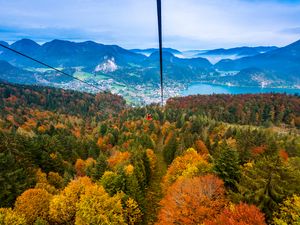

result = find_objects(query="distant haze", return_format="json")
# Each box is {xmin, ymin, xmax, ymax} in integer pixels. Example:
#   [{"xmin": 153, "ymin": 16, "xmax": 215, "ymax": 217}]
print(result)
[{"xmin": 0, "ymin": 0, "xmax": 300, "ymax": 50}]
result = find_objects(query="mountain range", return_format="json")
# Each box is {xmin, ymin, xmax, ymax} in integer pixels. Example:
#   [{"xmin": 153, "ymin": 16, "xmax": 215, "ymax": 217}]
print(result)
[
  {"xmin": 130, "ymin": 48, "xmax": 181, "ymax": 56},
  {"xmin": 198, "ymin": 46, "xmax": 278, "ymax": 57},
  {"xmin": 196, "ymin": 46, "xmax": 278, "ymax": 63},
  {"xmin": 0, "ymin": 38, "xmax": 299, "ymax": 91}
]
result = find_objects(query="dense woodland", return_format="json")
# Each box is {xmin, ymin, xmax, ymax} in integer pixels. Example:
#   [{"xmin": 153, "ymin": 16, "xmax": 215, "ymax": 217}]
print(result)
[
  {"xmin": 0, "ymin": 82, "xmax": 300, "ymax": 225},
  {"xmin": 166, "ymin": 94, "xmax": 300, "ymax": 127}
]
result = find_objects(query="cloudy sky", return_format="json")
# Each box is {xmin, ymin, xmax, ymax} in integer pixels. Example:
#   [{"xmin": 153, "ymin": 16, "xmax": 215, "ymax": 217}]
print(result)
[{"xmin": 1, "ymin": 0, "xmax": 300, "ymax": 50}]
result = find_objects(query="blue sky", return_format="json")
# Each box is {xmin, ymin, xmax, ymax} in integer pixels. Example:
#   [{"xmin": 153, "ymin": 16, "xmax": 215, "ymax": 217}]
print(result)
[{"xmin": 0, "ymin": 0, "xmax": 300, "ymax": 50}]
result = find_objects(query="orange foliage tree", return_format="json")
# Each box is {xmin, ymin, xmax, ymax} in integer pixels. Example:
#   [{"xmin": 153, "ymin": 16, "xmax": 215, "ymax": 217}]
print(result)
[
  {"xmin": 14, "ymin": 188, "xmax": 52, "ymax": 224},
  {"xmin": 157, "ymin": 174, "xmax": 227, "ymax": 225},
  {"xmin": 251, "ymin": 145, "xmax": 266, "ymax": 157},
  {"xmin": 194, "ymin": 140, "xmax": 209, "ymax": 157},
  {"xmin": 107, "ymin": 151, "xmax": 131, "ymax": 168},
  {"xmin": 161, "ymin": 148, "xmax": 211, "ymax": 192},
  {"xmin": 75, "ymin": 158, "xmax": 96, "ymax": 177},
  {"xmin": 279, "ymin": 149, "xmax": 289, "ymax": 161},
  {"xmin": 75, "ymin": 159, "xmax": 86, "ymax": 177},
  {"xmin": 204, "ymin": 203, "xmax": 267, "ymax": 225}
]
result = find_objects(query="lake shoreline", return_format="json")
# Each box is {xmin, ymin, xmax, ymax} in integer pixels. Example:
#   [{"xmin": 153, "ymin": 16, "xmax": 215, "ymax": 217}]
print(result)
[{"xmin": 181, "ymin": 82, "xmax": 300, "ymax": 96}]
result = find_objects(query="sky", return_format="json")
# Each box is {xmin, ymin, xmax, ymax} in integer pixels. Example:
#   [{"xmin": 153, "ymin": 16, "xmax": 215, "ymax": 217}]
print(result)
[{"xmin": 0, "ymin": 0, "xmax": 300, "ymax": 50}]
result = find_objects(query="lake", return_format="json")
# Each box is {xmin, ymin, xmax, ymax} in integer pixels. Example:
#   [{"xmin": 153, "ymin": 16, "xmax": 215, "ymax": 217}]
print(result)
[{"xmin": 181, "ymin": 83, "xmax": 300, "ymax": 96}]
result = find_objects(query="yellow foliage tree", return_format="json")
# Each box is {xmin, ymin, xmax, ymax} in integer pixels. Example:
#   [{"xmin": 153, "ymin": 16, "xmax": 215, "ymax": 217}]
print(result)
[
  {"xmin": 35, "ymin": 169, "xmax": 57, "ymax": 194},
  {"xmin": 75, "ymin": 185, "xmax": 126, "ymax": 225},
  {"xmin": 14, "ymin": 188, "xmax": 52, "ymax": 224},
  {"xmin": 123, "ymin": 198, "xmax": 143, "ymax": 225},
  {"xmin": 0, "ymin": 208, "xmax": 27, "ymax": 225},
  {"xmin": 37, "ymin": 125, "xmax": 47, "ymax": 133},
  {"xmin": 47, "ymin": 172, "xmax": 64, "ymax": 189},
  {"xmin": 161, "ymin": 121, "xmax": 171, "ymax": 137},
  {"xmin": 146, "ymin": 149, "xmax": 157, "ymax": 174},
  {"xmin": 124, "ymin": 164, "xmax": 134, "ymax": 176},
  {"xmin": 150, "ymin": 134, "xmax": 158, "ymax": 144},
  {"xmin": 161, "ymin": 148, "xmax": 212, "ymax": 192},
  {"xmin": 49, "ymin": 177, "xmax": 93, "ymax": 224},
  {"xmin": 273, "ymin": 194, "xmax": 300, "ymax": 225}
]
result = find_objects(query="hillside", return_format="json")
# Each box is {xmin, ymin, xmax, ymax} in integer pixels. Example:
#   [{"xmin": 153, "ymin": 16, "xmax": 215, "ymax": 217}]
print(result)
[
  {"xmin": 0, "ymin": 60, "xmax": 38, "ymax": 84},
  {"xmin": 215, "ymin": 40, "xmax": 300, "ymax": 86},
  {"xmin": 198, "ymin": 46, "xmax": 278, "ymax": 57},
  {"xmin": 0, "ymin": 39, "xmax": 300, "ymax": 105},
  {"xmin": 167, "ymin": 93, "xmax": 300, "ymax": 127},
  {"xmin": 0, "ymin": 83, "xmax": 300, "ymax": 225},
  {"xmin": 0, "ymin": 82, "xmax": 126, "ymax": 122},
  {"xmin": 0, "ymin": 39, "xmax": 145, "ymax": 68}
]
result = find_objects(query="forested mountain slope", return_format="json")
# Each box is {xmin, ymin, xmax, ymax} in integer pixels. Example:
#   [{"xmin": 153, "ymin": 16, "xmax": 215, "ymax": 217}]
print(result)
[
  {"xmin": 166, "ymin": 93, "xmax": 300, "ymax": 127},
  {"xmin": 0, "ymin": 82, "xmax": 299, "ymax": 225},
  {"xmin": 0, "ymin": 82, "xmax": 126, "ymax": 120}
]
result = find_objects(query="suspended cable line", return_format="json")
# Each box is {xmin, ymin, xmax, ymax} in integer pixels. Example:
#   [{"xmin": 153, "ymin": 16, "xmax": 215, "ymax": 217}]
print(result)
[
  {"xmin": 156, "ymin": 0, "xmax": 164, "ymax": 106},
  {"xmin": 1, "ymin": 1, "xmax": 164, "ymax": 104},
  {"xmin": 0, "ymin": 43, "xmax": 101, "ymax": 91}
]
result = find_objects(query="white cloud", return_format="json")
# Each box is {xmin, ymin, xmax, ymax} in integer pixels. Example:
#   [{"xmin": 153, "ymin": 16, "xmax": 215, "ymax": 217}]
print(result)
[{"xmin": 0, "ymin": 0, "xmax": 300, "ymax": 49}]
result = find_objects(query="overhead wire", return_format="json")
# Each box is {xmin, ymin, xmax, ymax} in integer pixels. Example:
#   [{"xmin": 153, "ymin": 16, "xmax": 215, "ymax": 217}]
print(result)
[
  {"xmin": 0, "ymin": 43, "xmax": 101, "ymax": 91},
  {"xmin": 1, "ymin": 1, "xmax": 165, "ymax": 104},
  {"xmin": 156, "ymin": 0, "xmax": 164, "ymax": 107}
]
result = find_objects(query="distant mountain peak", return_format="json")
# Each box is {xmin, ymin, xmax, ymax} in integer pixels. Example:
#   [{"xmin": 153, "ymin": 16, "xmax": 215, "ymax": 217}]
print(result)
[
  {"xmin": 0, "ymin": 59, "xmax": 14, "ymax": 68},
  {"xmin": 149, "ymin": 50, "xmax": 175, "ymax": 59},
  {"xmin": 131, "ymin": 48, "xmax": 181, "ymax": 56},
  {"xmin": 12, "ymin": 38, "xmax": 40, "ymax": 47},
  {"xmin": 0, "ymin": 41, "xmax": 9, "ymax": 47},
  {"xmin": 285, "ymin": 39, "xmax": 300, "ymax": 49}
]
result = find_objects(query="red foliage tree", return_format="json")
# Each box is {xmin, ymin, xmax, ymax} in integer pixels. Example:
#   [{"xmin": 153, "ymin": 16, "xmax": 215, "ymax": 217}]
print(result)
[
  {"xmin": 279, "ymin": 149, "xmax": 289, "ymax": 162},
  {"xmin": 204, "ymin": 203, "xmax": 267, "ymax": 225}
]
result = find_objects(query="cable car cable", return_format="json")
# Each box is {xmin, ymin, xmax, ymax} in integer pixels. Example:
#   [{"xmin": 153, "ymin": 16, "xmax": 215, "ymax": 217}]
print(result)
[
  {"xmin": 156, "ymin": 0, "xmax": 164, "ymax": 107},
  {"xmin": 0, "ymin": 43, "xmax": 101, "ymax": 91}
]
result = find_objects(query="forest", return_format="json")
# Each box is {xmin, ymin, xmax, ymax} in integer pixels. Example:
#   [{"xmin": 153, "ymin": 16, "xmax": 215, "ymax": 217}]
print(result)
[{"xmin": 0, "ymin": 82, "xmax": 300, "ymax": 225}]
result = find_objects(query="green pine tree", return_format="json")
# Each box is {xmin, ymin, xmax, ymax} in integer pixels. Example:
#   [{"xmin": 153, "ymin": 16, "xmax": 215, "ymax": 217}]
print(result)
[
  {"xmin": 213, "ymin": 142, "xmax": 240, "ymax": 189},
  {"xmin": 232, "ymin": 156, "xmax": 300, "ymax": 220},
  {"xmin": 91, "ymin": 153, "xmax": 108, "ymax": 181},
  {"xmin": 125, "ymin": 173, "xmax": 144, "ymax": 207},
  {"xmin": 163, "ymin": 133, "xmax": 178, "ymax": 165}
]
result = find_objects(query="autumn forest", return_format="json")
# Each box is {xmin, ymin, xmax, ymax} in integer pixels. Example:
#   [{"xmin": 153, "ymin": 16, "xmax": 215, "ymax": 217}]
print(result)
[{"xmin": 0, "ymin": 82, "xmax": 300, "ymax": 225}]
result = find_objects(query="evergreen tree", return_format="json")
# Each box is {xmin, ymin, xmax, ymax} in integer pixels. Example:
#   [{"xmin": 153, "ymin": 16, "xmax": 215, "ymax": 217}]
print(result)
[
  {"xmin": 0, "ymin": 152, "xmax": 32, "ymax": 207},
  {"xmin": 213, "ymin": 142, "xmax": 240, "ymax": 189},
  {"xmin": 0, "ymin": 133, "xmax": 34, "ymax": 207},
  {"xmin": 99, "ymin": 123, "xmax": 108, "ymax": 136},
  {"xmin": 163, "ymin": 133, "xmax": 178, "ymax": 165},
  {"xmin": 139, "ymin": 134, "xmax": 154, "ymax": 149},
  {"xmin": 91, "ymin": 153, "xmax": 108, "ymax": 181},
  {"xmin": 232, "ymin": 156, "xmax": 300, "ymax": 220},
  {"xmin": 100, "ymin": 170, "xmax": 126, "ymax": 196},
  {"xmin": 125, "ymin": 173, "xmax": 144, "ymax": 207}
]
